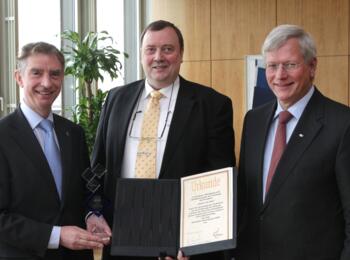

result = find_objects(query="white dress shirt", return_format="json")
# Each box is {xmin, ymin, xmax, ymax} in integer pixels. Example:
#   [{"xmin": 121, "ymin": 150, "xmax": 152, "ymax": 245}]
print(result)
[{"xmin": 121, "ymin": 76, "xmax": 180, "ymax": 179}]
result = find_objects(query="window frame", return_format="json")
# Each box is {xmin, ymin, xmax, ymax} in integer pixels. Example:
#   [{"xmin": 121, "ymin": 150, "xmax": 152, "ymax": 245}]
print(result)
[
  {"xmin": 0, "ymin": 0, "xmax": 145, "ymax": 118},
  {"xmin": 0, "ymin": 0, "xmax": 18, "ymax": 117}
]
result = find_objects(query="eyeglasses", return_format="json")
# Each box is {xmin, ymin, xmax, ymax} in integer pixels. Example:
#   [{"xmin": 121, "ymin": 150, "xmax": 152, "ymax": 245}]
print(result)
[
  {"xmin": 266, "ymin": 62, "xmax": 303, "ymax": 72},
  {"xmin": 128, "ymin": 83, "xmax": 174, "ymax": 140},
  {"xmin": 128, "ymin": 110, "xmax": 172, "ymax": 140}
]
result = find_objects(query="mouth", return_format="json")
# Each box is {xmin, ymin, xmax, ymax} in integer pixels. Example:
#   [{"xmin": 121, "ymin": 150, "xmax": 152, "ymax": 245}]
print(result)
[
  {"xmin": 35, "ymin": 89, "xmax": 55, "ymax": 97},
  {"xmin": 273, "ymin": 82, "xmax": 294, "ymax": 88},
  {"xmin": 152, "ymin": 63, "xmax": 168, "ymax": 70}
]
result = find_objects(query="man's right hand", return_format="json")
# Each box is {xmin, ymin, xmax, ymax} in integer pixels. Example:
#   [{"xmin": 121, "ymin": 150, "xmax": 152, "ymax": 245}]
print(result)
[
  {"xmin": 86, "ymin": 214, "xmax": 112, "ymax": 245},
  {"xmin": 60, "ymin": 226, "xmax": 104, "ymax": 250}
]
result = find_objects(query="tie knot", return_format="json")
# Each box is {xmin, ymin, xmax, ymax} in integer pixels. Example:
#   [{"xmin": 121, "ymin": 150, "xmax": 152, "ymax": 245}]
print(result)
[
  {"xmin": 150, "ymin": 90, "xmax": 163, "ymax": 100},
  {"xmin": 39, "ymin": 119, "xmax": 53, "ymax": 133},
  {"xmin": 279, "ymin": 110, "xmax": 293, "ymax": 124}
]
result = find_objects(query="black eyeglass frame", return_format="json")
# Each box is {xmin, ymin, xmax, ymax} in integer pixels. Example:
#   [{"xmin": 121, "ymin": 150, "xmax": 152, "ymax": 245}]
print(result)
[{"xmin": 128, "ymin": 83, "xmax": 174, "ymax": 140}]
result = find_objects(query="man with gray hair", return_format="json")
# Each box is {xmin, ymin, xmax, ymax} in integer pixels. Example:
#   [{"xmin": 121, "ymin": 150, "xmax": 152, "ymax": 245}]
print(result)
[
  {"xmin": 236, "ymin": 24, "xmax": 350, "ymax": 260},
  {"xmin": 0, "ymin": 42, "xmax": 105, "ymax": 259}
]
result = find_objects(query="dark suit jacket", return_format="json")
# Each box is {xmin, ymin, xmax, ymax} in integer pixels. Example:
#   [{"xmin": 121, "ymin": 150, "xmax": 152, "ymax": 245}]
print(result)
[
  {"xmin": 92, "ymin": 76, "xmax": 235, "ymax": 260},
  {"xmin": 237, "ymin": 88, "xmax": 350, "ymax": 260},
  {"xmin": 0, "ymin": 108, "xmax": 93, "ymax": 260}
]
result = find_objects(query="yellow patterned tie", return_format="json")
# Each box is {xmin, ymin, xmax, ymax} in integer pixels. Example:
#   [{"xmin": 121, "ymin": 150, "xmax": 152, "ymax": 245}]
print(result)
[{"xmin": 135, "ymin": 90, "xmax": 163, "ymax": 178}]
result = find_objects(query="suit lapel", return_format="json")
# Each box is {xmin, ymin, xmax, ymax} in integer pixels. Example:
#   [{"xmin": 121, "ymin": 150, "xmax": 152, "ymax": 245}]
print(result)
[
  {"xmin": 112, "ymin": 81, "xmax": 144, "ymax": 177},
  {"xmin": 252, "ymin": 103, "xmax": 277, "ymax": 206},
  {"xmin": 159, "ymin": 78, "xmax": 195, "ymax": 177},
  {"xmin": 9, "ymin": 109, "xmax": 59, "ymax": 199},
  {"xmin": 263, "ymin": 90, "xmax": 324, "ymax": 209}
]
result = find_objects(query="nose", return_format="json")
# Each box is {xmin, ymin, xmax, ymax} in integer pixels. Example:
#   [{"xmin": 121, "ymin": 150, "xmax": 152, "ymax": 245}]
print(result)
[
  {"xmin": 41, "ymin": 73, "xmax": 52, "ymax": 87},
  {"xmin": 274, "ymin": 64, "xmax": 288, "ymax": 79},
  {"xmin": 154, "ymin": 48, "xmax": 164, "ymax": 61}
]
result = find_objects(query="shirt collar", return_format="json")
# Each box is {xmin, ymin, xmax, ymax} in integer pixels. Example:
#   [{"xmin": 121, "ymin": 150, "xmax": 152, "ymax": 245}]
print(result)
[
  {"xmin": 143, "ymin": 76, "xmax": 180, "ymax": 100},
  {"xmin": 273, "ymin": 86, "xmax": 315, "ymax": 121},
  {"xmin": 20, "ymin": 100, "xmax": 54, "ymax": 129}
]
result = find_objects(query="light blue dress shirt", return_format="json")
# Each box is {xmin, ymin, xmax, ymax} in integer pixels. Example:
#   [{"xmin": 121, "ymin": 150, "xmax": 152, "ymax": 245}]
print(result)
[
  {"xmin": 20, "ymin": 101, "xmax": 61, "ymax": 249},
  {"xmin": 262, "ymin": 86, "xmax": 315, "ymax": 201}
]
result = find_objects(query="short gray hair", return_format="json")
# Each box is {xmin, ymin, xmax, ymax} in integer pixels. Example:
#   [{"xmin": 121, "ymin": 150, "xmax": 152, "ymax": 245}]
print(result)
[
  {"xmin": 17, "ymin": 42, "xmax": 65, "ymax": 72},
  {"xmin": 262, "ymin": 24, "xmax": 317, "ymax": 63}
]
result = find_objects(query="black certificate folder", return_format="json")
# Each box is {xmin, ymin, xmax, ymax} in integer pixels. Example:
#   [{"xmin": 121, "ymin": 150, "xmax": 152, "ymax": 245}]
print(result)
[
  {"xmin": 111, "ymin": 179, "xmax": 180, "ymax": 257},
  {"xmin": 111, "ymin": 167, "xmax": 237, "ymax": 257}
]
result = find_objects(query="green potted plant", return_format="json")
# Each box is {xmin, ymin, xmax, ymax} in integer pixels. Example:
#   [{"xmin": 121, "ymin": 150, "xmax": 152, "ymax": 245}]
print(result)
[{"xmin": 62, "ymin": 30, "xmax": 128, "ymax": 153}]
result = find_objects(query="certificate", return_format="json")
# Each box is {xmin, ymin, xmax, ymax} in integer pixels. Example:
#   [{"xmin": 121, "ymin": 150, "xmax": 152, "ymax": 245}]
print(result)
[
  {"xmin": 180, "ymin": 168, "xmax": 233, "ymax": 248},
  {"xmin": 111, "ymin": 167, "xmax": 236, "ymax": 257}
]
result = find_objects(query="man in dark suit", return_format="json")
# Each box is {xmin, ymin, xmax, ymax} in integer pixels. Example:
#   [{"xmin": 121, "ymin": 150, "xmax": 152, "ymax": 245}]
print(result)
[
  {"xmin": 86, "ymin": 20, "xmax": 235, "ymax": 260},
  {"xmin": 236, "ymin": 24, "xmax": 350, "ymax": 260},
  {"xmin": 0, "ymin": 42, "xmax": 105, "ymax": 259}
]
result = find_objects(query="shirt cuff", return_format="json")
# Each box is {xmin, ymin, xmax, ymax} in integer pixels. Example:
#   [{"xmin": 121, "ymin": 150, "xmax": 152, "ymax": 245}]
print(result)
[{"xmin": 48, "ymin": 226, "xmax": 61, "ymax": 249}]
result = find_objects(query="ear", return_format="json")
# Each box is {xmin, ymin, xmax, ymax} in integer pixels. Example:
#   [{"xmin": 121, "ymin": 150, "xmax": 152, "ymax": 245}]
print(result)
[
  {"xmin": 180, "ymin": 49, "xmax": 184, "ymax": 63},
  {"xmin": 309, "ymin": 57, "xmax": 317, "ymax": 78},
  {"xmin": 14, "ymin": 70, "xmax": 24, "ymax": 87}
]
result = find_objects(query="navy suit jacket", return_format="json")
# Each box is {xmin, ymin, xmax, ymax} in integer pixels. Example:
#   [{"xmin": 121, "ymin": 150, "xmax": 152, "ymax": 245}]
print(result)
[
  {"xmin": 0, "ymin": 108, "xmax": 93, "ymax": 260},
  {"xmin": 237, "ymin": 88, "xmax": 350, "ymax": 260},
  {"xmin": 92, "ymin": 76, "xmax": 235, "ymax": 260}
]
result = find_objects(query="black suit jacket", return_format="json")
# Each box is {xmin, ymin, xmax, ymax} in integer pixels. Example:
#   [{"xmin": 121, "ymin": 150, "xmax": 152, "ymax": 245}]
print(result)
[
  {"xmin": 0, "ymin": 108, "xmax": 93, "ymax": 260},
  {"xmin": 92, "ymin": 77, "xmax": 235, "ymax": 260},
  {"xmin": 237, "ymin": 88, "xmax": 350, "ymax": 260}
]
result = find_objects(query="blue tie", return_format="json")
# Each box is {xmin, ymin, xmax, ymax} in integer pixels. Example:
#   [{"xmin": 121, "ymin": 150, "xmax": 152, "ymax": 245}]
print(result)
[{"xmin": 39, "ymin": 119, "xmax": 62, "ymax": 198}]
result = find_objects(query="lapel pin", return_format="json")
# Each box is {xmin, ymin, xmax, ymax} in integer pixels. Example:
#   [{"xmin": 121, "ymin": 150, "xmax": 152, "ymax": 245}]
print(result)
[{"xmin": 299, "ymin": 133, "xmax": 304, "ymax": 138}]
